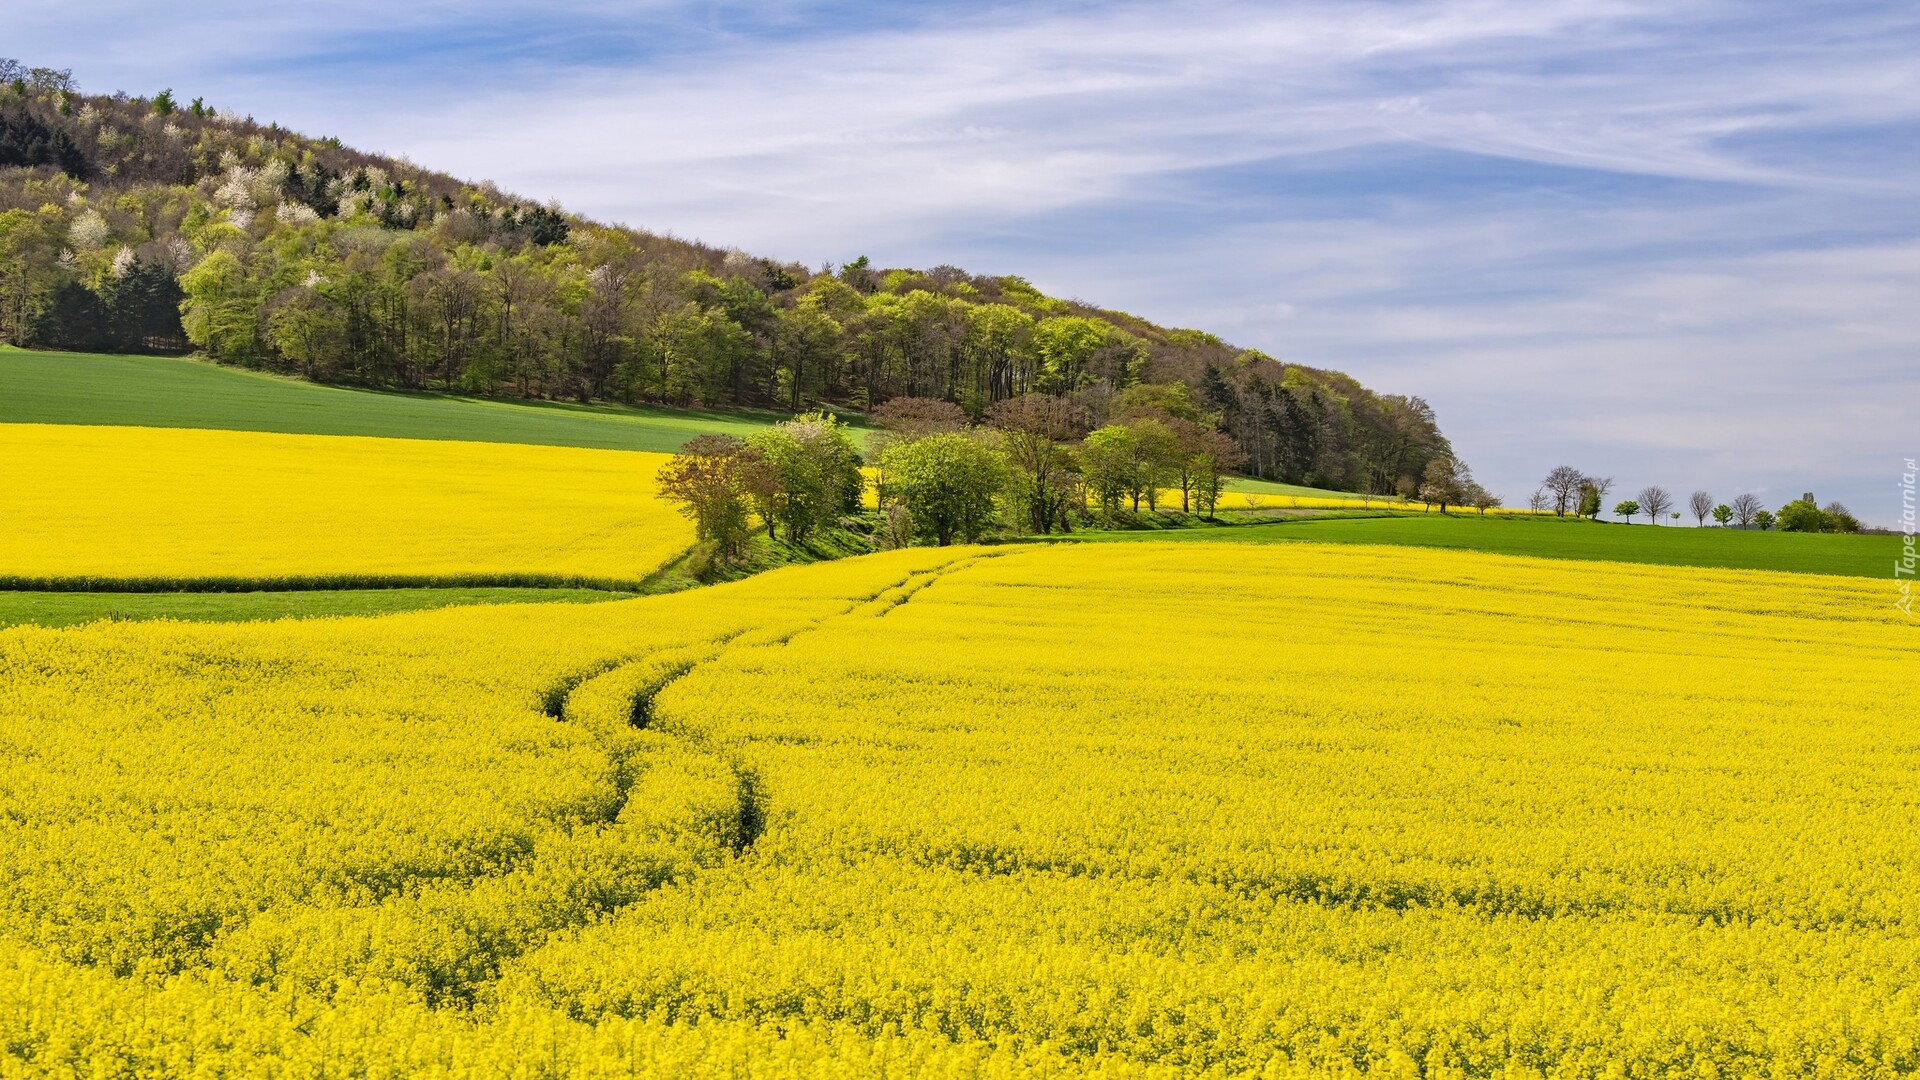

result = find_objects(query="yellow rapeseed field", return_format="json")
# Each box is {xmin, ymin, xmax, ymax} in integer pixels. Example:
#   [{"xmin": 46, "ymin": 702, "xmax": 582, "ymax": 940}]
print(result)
[
  {"xmin": 0, "ymin": 541, "xmax": 1911, "ymax": 1076},
  {"xmin": 0, "ymin": 424, "xmax": 692, "ymax": 587}
]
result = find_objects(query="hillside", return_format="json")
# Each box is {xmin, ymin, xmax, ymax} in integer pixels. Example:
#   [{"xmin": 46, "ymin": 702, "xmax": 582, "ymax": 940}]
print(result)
[{"xmin": 0, "ymin": 60, "xmax": 1451, "ymax": 496}]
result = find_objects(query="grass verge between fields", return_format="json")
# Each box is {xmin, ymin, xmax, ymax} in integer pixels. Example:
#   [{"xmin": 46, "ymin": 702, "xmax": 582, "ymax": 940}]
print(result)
[
  {"xmin": 0, "ymin": 529, "xmax": 883, "ymax": 629},
  {"xmin": 0, "ymin": 587, "xmax": 637, "ymax": 629}
]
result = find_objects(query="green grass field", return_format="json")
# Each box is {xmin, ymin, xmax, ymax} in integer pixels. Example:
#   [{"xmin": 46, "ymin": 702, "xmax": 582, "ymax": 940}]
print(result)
[
  {"xmin": 0, "ymin": 587, "xmax": 635, "ymax": 629},
  {"xmin": 1224, "ymin": 475, "xmax": 1385, "ymax": 500},
  {"xmin": 1074, "ymin": 513, "xmax": 1898, "ymax": 578},
  {"xmin": 0, "ymin": 347, "xmax": 813, "ymax": 452}
]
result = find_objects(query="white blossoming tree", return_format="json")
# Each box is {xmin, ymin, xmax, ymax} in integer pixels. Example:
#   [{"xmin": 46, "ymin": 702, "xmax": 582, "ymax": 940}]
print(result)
[{"xmin": 67, "ymin": 210, "xmax": 109, "ymax": 251}]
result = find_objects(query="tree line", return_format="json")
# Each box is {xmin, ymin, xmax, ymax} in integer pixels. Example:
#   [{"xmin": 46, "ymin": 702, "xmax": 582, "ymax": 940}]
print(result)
[
  {"xmin": 1532, "ymin": 466, "xmax": 1860, "ymax": 532},
  {"xmin": 659, "ymin": 391, "xmax": 1254, "ymax": 561},
  {"xmin": 0, "ymin": 66, "xmax": 1460, "ymax": 497}
]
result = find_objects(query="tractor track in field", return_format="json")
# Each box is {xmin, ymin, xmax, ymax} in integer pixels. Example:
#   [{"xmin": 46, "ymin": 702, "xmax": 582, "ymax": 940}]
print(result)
[{"xmin": 548, "ymin": 550, "xmax": 997, "ymax": 857}]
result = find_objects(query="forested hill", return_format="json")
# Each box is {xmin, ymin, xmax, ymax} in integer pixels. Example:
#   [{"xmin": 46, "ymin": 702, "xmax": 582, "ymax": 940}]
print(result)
[{"xmin": 0, "ymin": 60, "xmax": 1452, "ymax": 494}]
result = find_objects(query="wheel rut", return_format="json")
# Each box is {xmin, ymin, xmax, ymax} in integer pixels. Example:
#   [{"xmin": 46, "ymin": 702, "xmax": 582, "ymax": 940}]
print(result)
[{"xmin": 552, "ymin": 551, "xmax": 994, "ymax": 857}]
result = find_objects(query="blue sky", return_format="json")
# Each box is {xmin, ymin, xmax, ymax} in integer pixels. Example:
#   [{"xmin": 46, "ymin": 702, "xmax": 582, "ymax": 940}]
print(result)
[{"xmin": 15, "ymin": 0, "xmax": 1918, "ymax": 523}]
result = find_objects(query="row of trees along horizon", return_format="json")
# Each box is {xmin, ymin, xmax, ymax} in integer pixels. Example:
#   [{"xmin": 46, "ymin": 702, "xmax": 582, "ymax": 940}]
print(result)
[
  {"xmin": 0, "ymin": 63, "xmax": 1456, "ymax": 497},
  {"xmin": 1531, "ymin": 466, "xmax": 1862, "ymax": 532},
  {"xmin": 660, "ymin": 395, "xmax": 1255, "ymax": 560}
]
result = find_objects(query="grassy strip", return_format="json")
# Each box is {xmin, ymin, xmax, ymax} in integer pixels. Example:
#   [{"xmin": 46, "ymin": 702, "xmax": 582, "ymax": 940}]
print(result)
[
  {"xmin": 0, "ymin": 532, "xmax": 878, "ymax": 628},
  {"xmin": 0, "ymin": 571, "xmax": 660, "ymax": 593},
  {"xmin": 0, "ymin": 588, "xmax": 636, "ymax": 629},
  {"xmin": 1065, "ymin": 512, "xmax": 1898, "ymax": 578},
  {"xmin": 645, "ymin": 528, "xmax": 881, "ymax": 593},
  {"xmin": 0, "ymin": 347, "xmax": 846, "ymax": 452}
]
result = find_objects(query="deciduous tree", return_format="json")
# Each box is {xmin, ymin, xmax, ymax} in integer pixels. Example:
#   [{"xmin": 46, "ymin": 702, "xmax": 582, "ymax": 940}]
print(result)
[
  {"xmin": 878, "ymin": 433, "xmax": 1007, "ymax": 546},
  {"xmin": 1637, "ymin": 485, "xmax": 1673, "ymax": 524},
  {"xmin": 1689, "ymin": 490, "xmax": 1715, "ymax": 527},
  {"xmin": 986, "ymin": 394, "xmax": 1084, "ymax": 534},
  {"xmin": 1176, "ymin": 421, "xmax": 1246, "ymax": 517},
  {"xmin": 1543, "ymin": 465, "xmax": 1587, "ymax": 517},
  {"xmin": 871, "ymin": 397, "xmax": 968, "ymax": 440},
  {"xmin": 179, "ymin": 249, "xmax": 258, "ymax": 362},
  {"xmin": 1420, "ymin": 456, "xmax": 1474, "ymax": 514},
  {"xmin": 1823, "ymin": 501, "xmax": 1861, "ymax": 533},
  {"xmin": 656, "ymin": 434, "xmax": 766, "ymax": 561},
  {"xmin": 1079, "ymin": 425, "xmax": 1138, "ymax": 516},
  {"xmin": 1586, "ymin": 476, "xmax": 1615, "ymax": 519},
  {"xmin": 746, "ymin": 413, "xmax": 862, "ymax": 542},
  {"xmin": 1126, "ymin": 416, "xmax": 1183, "ymax": 512}
]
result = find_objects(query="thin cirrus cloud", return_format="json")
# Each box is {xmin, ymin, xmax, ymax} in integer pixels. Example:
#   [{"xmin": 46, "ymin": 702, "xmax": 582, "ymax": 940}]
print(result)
[{"xmin": 11, "ymin": 0, "xmax": 1920, "ymax": 520}]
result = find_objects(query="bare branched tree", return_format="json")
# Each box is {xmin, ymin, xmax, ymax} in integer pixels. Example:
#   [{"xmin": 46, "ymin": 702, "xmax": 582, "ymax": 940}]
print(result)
[
  {"xmin": 1730, "ymin": 492, "xmax": 1764, "ymax": 527},
  {"xmin": 1689, "ymin": 490, "xmax": 1715, "ymax": 527},
  {"xmin": 1638, "ymin": 485, "xmax": 1673, "ymax": 524},
  {"xmin": 1543, "ymin": 465, "xmax": 1587, "ymax": 517}
]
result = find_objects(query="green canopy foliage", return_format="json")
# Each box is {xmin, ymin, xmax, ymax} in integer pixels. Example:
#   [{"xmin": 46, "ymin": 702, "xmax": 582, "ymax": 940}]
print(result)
[
  {"xmin": 745, "ymin": 414, "xmax": 862, "ymax": 542},
  {"xmin": 877, "ymin": 433, "xmax": 1009, "ymax": 546}
]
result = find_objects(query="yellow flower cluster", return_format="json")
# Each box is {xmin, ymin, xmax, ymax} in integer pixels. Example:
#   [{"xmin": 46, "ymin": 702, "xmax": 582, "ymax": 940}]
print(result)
[
  {"xmin": 0, "ymin": 424, "xmax": 693, "ymax": 587},
  {"xmin": 0, "ymin": 542, "xmax": 1911, "ymax": 1076}
]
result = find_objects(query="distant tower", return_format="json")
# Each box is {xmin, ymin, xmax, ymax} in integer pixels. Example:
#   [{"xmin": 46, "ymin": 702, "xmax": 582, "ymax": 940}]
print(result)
[{"xmin": 1803, "ymin": 492, "xmax": 1815, "ymax": 504}]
